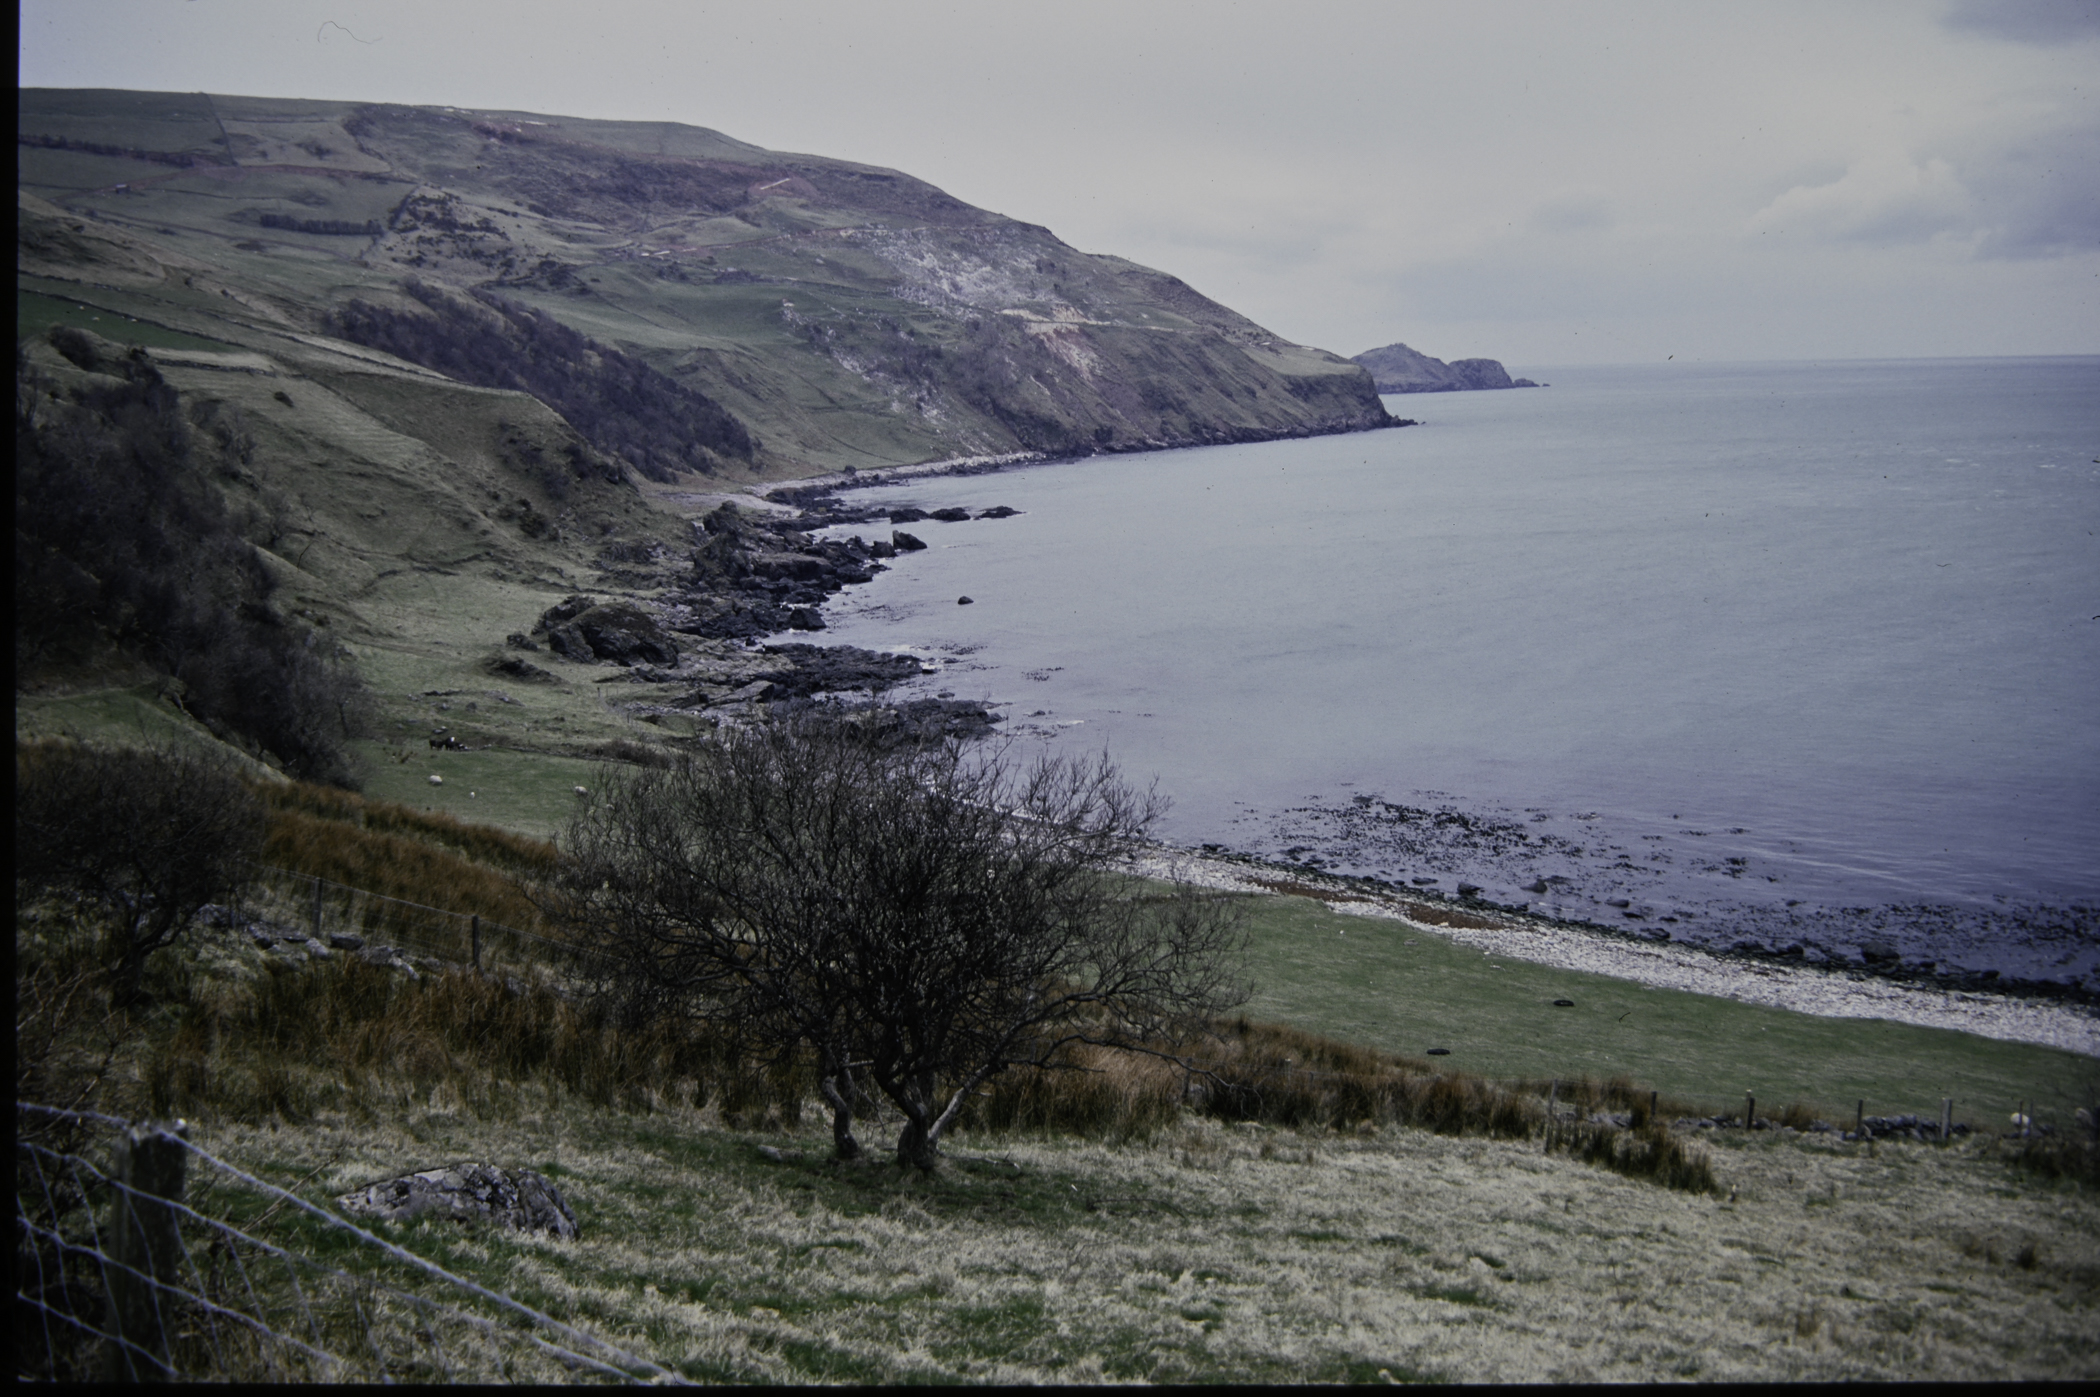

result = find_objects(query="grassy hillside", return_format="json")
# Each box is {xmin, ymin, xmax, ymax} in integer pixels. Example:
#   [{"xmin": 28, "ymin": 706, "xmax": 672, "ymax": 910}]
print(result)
[
  {"xmin": 16, "ymin": 789, "xmax": 2097, "ymax": 1382},
  {"xmin": 18, "ymin": 87, "xmax": 1392, "ymax": 481}
]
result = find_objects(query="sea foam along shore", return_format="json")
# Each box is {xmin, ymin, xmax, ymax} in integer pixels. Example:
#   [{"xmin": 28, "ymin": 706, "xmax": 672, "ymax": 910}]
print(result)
[{"xmin": 1133, "ymin": 849, "xmax": 2100, "ymax": 1059}]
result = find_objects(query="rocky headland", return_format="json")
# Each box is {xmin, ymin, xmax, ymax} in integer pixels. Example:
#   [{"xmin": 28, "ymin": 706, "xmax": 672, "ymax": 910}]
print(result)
[{"xmin": 1352, "ymin": 341, "xmax": 1541, "ymax": 393}]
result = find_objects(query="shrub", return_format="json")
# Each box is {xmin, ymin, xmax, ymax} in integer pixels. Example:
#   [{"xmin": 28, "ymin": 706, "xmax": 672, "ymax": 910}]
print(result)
[
  {"xmin": 552, "ymin": 723, "xmax": 1248, "ymax": 1168},
  {"xmin": 16, "ymin": 740, "xmax": 263, "ymax": 1002}
]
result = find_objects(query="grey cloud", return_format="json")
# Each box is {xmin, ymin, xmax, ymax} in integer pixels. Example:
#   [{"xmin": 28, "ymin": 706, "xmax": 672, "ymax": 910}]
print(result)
[
  {"xmin": 1966, "ymin": 117, "xmax": 2100, "ymax": 258},
  {"xmin": 1744, "ymin": 112, "xmax": 2100, "ymax": 260},
  {"xmin": 1528, "ymin": 195, "xmax": 1614, "ymax": 234},
  {"xmin": 1943, "ymin": 0, "xmax": 2100, "ymax": 44}
]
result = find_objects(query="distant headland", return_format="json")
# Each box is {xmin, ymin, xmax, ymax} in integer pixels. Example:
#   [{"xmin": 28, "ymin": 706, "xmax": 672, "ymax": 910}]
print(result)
[{"xmin": 1352, "ymin": 342, "xmax": 1541, "ymax": 393}]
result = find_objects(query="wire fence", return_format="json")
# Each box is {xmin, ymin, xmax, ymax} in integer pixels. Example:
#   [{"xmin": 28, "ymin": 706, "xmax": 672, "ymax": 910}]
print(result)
[
  {"xmin": 13, "ymin": 1102, "xmax": 681, "ymax": 1384},
  {"xmin": 234, "ymin": 861, "xmax": 593, "ymax": 982}
]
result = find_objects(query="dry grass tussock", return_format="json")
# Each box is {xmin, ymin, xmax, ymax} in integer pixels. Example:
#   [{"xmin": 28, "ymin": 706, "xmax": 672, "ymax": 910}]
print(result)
[{"xmin": 1545, "ymin": 1120, "xmax": 1720, "ymax": 1194}]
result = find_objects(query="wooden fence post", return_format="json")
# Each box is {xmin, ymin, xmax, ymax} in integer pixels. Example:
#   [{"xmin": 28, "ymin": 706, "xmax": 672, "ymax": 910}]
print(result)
[
  {"xmin": 103, "ymin": 1122, "xmax": 190, "ymax": 1382},
  {"xmin": 311, "ymin": 876, "xmax": 324, "ymax": 940},
  {"xmin": 1649, "ymin": 1090, "xmax": 1658, "ymax": 1128},
  {"xmin": 1746, "ymin": 1092, "xmax": 1755, "ymax": 1130},
  {"xmin": 1855, "ymin": 1099, "xmax": 1864, "ymax": 1141},
  {"xmin": 471, "ymin": 915, "xmax": 481, "ymax": 971},
  {"xmin": 1940, "ymin": 1097, "xmax": 1952, "ymax": 1142}
]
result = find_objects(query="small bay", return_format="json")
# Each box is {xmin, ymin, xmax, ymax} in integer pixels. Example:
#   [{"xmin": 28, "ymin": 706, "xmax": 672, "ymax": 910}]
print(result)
[{"xmin": 815, "ymin": 357, "xmax": 2100, "ymax": 987}]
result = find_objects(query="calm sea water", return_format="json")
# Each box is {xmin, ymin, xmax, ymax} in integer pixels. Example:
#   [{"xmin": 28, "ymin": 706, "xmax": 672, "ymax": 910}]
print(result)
[{"xmin": 814, "ymin": 358, "xmax": 2100, "ymax": 985}]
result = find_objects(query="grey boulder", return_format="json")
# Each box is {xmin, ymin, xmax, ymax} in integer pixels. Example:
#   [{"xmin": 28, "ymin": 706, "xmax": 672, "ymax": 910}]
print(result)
[{"xmin": 337, "ymin": 1163, "xmax": 579, "ymax": 1239}]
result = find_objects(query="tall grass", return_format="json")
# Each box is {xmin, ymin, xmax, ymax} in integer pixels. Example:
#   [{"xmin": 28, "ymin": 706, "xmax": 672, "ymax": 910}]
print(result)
[
  {"xmin": 143, "ymin": 955, "xmax": 810, "ymax": 1129},
  {"xmin": 252, "ymin": 780, "xmax": 555, "ymax": 936},
  {"xmin": 954, "ymin": 1018, "xmax": 1545, "ymax": 1144},
  {"xmin": 1509, "ymin": 1072, "xmax": 1707, "ymax": 1126},
  {"xmin": 257, "ymin": 779, "xmax": 557, "ymax": 874},
  {"xmin": 1544, "ymin": 1119, "xmax": 1720, "ymax": 1194},
  {"xmin": 23, "ymin": 769, "xmax": 1736, "ymax": 1195}
]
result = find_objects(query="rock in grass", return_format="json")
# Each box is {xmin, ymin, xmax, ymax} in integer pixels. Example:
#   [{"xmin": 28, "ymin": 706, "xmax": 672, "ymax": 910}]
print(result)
[{"xmin": 337, "ymin": 1164, "xmax": 579, "ymax": 1239}]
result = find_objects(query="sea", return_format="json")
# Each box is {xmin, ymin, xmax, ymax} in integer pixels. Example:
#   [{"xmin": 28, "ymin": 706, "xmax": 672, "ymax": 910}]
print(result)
[{"xmin": 810, "ymin": 357, "xmax": 2100, "ymax": 989}]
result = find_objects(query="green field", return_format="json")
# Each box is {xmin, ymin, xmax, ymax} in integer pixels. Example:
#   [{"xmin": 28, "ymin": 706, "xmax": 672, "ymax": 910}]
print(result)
[
  {"xmin": 18, "ymin": 288, "xmax": 237, "ymax": 351},
  {"xmin": 1238, "ymin": 890, "xmax": 2093, "ymax": 1125},
  {"xmin": 350, "ymin": 738, "xmax": 607, "ymax": 844}
]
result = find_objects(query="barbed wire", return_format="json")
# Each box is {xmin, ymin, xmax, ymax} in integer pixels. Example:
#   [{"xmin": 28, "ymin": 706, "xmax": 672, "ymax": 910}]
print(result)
[
  {"xmin": 13, "ymin": 1101, "xmax": 682, "ymax": 1384},
  {"xmin": 242, "ymin": 860, "xmax": 567, "ymax": 948}
]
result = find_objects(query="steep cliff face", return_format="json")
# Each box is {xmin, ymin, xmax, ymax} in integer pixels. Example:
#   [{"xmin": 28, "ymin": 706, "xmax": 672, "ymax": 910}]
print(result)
[
  {"xmin": 18, "ymin": 89, "xmax": 1393, "ymax": 480},
  {"xmin": 1352, "ymin": 342, "xmax": 1539, "ymax": 394}
]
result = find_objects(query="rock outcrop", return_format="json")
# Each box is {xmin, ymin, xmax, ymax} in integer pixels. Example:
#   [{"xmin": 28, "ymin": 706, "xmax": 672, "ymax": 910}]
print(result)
[
  {"xmin": 1352, "ymin": 342, "xmax": 1540, "ymax": 394},
  {"xmin": 536, "ymin": 599, "xmax": 679, "ymax": 667},
  {"xmin": 336, "ymin": 1164, "xmax": 580, "ymax": 1239}
]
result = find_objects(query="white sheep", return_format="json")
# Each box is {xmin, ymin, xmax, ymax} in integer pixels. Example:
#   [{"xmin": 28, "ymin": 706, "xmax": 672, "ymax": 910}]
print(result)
[
  {"xmin": 429, "ymin": 774, "xmax": 444, "ymax": 786},
  {"xmin": 574, "ymin": 785, "xmax": 589, "ymax": 796}
]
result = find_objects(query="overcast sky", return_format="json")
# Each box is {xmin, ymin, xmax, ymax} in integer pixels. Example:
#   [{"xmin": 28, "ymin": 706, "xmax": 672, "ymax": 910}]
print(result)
[{"xmin": 20, "ymin": 0, "xmax": 2100, "ymax": 367}]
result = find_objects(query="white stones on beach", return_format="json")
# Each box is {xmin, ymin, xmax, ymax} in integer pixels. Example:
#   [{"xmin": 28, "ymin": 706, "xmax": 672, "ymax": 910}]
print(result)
[{"xmin": 1130, "ymin": 849, "xmax": 2100, "ymax": 1057}]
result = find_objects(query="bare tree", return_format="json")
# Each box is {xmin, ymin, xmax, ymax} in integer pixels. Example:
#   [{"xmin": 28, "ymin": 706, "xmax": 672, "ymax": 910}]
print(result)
[
  {"xmin": 552, "ymin": 721, "xmax": 1247, "ymax": 1168},
  {"xmin": 15, "ymin": 741, "xmax": 264, "ymax": 1003}
]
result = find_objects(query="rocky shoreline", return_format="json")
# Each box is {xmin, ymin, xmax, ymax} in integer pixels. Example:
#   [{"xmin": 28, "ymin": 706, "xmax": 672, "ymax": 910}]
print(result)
[
  {"xmin": 1130, "ymin": 848, "xmax": 2100, "ymax": 1057},
  {"xmin": 521, "ymin": 419, "xmax": 1430, "ymax": 730},
  {"xmin": 538, "ymin": 462, "xmax": 2094, "ymax": 1047}
]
